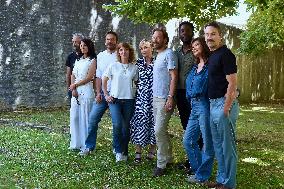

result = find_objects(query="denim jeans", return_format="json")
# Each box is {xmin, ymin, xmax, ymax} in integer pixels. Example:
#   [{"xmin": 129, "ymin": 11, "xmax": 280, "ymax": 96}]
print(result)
[
  {"xmin": 210, "ymin": 97, "xmax": 239, "ymax": 189},
  {"xmin": 183, "ymin": 98, "xmax": 214, "ymax": 181},
  {"xmin": 85, "ymin": 96, "xmax": 108, "ymax": 150},
  {"xmin": 153, "ymin": 97, "xmax": 174, "ymax": 169},
  {"xmin": 109, "ymin": 99, "xmax": 135, "ymax": 156}
]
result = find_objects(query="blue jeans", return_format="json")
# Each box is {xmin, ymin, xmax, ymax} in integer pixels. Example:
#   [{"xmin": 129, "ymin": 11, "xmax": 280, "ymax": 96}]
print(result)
[
  {"xmin": 109, "ymin": 99, "xmax": 135, "ymax": 156},
  {"xmin": 210, "ymin": 97, "xmax": 239, "ymax": 188},
  {"xmin": 85, "ymin": 96, "xmax": 108, "ymax": 150},
  {"xmin": 183, "ymin": 98, "xmax": 214, "ymax": 181}
]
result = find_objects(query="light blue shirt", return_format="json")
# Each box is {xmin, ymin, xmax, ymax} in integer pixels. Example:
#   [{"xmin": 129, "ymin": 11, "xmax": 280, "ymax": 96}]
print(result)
[{"xmin": 153, "ymin": 48, "xmax": 177, "ymax": 98}]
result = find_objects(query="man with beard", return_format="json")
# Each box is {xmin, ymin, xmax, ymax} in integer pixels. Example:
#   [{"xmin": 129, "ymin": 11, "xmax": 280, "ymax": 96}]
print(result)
[
  {"xmin": 175, "ymin": 21, "xmax": 195, "ymax": 131},
  {"xmin": 151, "ymin": 27, "xmax": 178, "ymax": 176},
  {"xmin": 204, "ymin": 21, "xmax": 239, "ymax": 189},
  {"xmin": 66, "ymin": 33, "xmax": 83, "ymax": 101},
  {"xmin": 79, "ymin": 31, "xmax": 118, "ymax": 155}
]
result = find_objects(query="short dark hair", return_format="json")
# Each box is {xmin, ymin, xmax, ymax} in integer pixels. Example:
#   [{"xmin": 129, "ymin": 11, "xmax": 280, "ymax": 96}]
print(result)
[
  {"xmin": 81, "ymin": 38, "xmax": 96, "ymax": 59},
  {"xmin": 152, "ymin": 27, "xmax": 169, "ymax": 44},
  {"xmin": 191, "ymin": 37, "xmax": 211, "ymax": 62},
  {"xmin": 179, "ymin": 21, "xmax": 194, "ymax": 32},
  {"xmin": 106, "ymin": 31, "xmax": 118, "ymax": 42},
  {"xmin": 204, "ymin": 21, "xmax": 222, "ymax": 35},
  {"xmin": 116, "ymin": 42, "xmax": 135, "ymax": 63}
]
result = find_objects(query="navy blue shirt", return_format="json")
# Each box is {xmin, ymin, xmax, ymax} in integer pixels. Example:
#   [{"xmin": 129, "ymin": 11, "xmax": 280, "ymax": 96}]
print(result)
[
  {"xmin": 208, "ymin": 45, "xmax": 237, "ymax": 99},
  {"xmin": 186, "ymin": 63, "xmax": 208, "ymax": 99},
  {"xmin": 65, "ymin": 52, "xmax": 82, "ymax": 73}
]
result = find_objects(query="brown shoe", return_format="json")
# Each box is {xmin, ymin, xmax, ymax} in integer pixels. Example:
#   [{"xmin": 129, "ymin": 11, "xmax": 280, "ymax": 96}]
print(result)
[
  {"xmin": 153, "ymin": 167, "xmax": 165, "ymax": 177},
  {"xmin": 203, "ymin": 181, "xmax": 222, "ymax": 188}
]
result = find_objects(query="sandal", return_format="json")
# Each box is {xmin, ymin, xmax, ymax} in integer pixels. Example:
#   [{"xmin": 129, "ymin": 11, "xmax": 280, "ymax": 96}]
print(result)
[
  {"xmin": 134, "ymin": 152, "xmax": 142, "ymax": 163},
  {"xmin": 146, "ymin": 151, "xmax": 156, "ymax": 160}
]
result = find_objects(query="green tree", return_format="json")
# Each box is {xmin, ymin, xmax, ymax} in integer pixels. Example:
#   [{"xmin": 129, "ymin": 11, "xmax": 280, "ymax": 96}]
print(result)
[
  {"xmin": 239, "ymin": 0, "xmax": 284, "ymax": 55},
  {"xmin": 103, "ymin": 0, "xmax": 239, "ymax": 28},
  {"xmin": 103, "ymin": 0, "xmax": 284, "ymax": 55}
]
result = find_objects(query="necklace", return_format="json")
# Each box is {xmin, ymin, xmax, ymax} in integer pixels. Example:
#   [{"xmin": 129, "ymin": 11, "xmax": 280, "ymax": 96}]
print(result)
[{"xmin": 122, "ymin": 64, "xmax": 129, "ymax": 74}]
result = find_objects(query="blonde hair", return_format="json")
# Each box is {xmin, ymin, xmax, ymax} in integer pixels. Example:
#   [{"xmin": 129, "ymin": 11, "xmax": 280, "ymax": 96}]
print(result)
[{"xmin": 139, "ymin": 39, "xmax": 153, "ymax": 49}]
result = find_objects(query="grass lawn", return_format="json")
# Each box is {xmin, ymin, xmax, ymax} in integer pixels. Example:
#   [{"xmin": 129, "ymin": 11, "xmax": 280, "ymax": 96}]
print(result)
[{"xmin": 0, "ymin": 104, "xmax": 283, "ymax": 188}]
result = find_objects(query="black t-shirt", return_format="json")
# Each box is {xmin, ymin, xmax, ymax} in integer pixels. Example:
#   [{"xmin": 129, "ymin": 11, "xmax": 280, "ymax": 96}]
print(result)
[
  {"xmin": 65, "ymin": 52, "xmax": 81, "ymax": 73},
  {"xmin": 208, "ymin": 45, "xmax": 237, "ymax": 99}
]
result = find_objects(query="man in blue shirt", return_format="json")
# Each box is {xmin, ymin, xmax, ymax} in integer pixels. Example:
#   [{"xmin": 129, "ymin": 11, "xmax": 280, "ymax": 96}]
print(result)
[{"xmin": 204, "ymin": 21, "xmax": 239, "ymax": 189}]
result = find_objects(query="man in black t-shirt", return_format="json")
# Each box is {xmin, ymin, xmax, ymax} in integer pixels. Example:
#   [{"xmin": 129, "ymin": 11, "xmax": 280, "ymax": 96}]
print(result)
[
  {"xmin": 66, "ymin": 33, "xmax": 83, "ymax": 100},
  {"xmin": 204, "ymin": 22, "xmax": 239, "ymax": 189}
]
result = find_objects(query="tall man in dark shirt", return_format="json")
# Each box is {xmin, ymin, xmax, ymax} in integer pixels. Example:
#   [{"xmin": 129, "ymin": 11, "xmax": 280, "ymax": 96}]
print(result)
[
  {"xmin": 175, "ymin": 21, "xmax": 195, "ymax": 131},
  {"xmin": 66, "ymin": 33, "xmax": 83, "ymax": 100},
  {"xmin": 204, "ymin": 21, "xmax": 239, "ymax": 189}
]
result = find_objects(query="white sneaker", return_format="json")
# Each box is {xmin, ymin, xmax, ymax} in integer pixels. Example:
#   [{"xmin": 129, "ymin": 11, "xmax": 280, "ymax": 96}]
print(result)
[
  {"xmin": 187, "ymin": 175, "xmax": 201, "ymax": 184},
  {"xmin": 116, "ymin": 153, "xmax": 123, "ymax": 162},
  {"xmin": 78, "ymin": 148, "xmax": 92, "ymax": 156}
]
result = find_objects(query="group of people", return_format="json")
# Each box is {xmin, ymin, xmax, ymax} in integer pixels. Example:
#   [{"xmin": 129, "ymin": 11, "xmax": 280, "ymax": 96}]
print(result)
[{"xmin": 65, "ymin": 21, "xmax": 239, "ymax": 189}]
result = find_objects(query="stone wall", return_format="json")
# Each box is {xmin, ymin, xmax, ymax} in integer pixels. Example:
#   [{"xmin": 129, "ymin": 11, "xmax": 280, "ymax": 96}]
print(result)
[{"xmin": 0, "ymin": 0, "xmax": 153, "ymax": 110}]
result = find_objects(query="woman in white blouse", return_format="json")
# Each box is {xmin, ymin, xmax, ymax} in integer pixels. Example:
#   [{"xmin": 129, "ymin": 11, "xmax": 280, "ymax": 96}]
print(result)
[
  {"xmin": 69, "ymin": 38, "xmax": 96, "ymax": 150},
  {"xmin": 102, "ymin": 42, "xmax": 138, "ymax": 162}
]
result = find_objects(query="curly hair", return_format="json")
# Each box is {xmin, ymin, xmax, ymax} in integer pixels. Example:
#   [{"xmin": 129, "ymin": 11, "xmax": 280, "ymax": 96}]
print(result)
[
  {"xmin": 191, "ymin": 37, "xmax": 211, "ymax": 62},
  {"xmin": 116, "ymin": 42, "xmax": 135, "ymax": 63}
]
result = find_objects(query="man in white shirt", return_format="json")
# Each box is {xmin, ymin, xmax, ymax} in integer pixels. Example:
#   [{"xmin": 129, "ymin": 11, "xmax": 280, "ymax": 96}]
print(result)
[
  {"xmin": 151, "ymin": 27, "xmax": 178, "ymax": 176},
  {"xmin": 79, "ymin": 31, "xmax": 118, "ymax": 155}
]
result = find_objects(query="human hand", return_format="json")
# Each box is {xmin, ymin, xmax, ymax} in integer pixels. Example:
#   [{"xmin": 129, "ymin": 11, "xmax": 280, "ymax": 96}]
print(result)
[
  {"xmin": 72, "ymin": 90, "xmax": 78, "ymax": 98},
  {"xmin": 69, "ymin": 84, "xmax": 76, "ymax": 91},
  {"xmin": 95, "ymin": 93, "xmax": 102, "ymax": 103},
  {"xmin": 105, "ymin": 95, "xmax": 114, "ymax": 103},
  {"xmin": 165, "ymin": 97, "xmax": 174, "ymax": 112}
]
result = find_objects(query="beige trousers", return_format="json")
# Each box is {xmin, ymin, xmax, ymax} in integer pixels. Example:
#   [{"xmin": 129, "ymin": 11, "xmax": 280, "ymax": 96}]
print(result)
[{"xmin": 153, "ymin": 97, "xmax": 174, "ymax": 168}]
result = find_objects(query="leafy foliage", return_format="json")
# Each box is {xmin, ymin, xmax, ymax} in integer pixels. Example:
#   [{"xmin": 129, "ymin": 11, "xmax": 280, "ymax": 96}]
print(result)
[
  {"xmin": 239, "ymin": 0, "xmax": 284, "ymax": 54},
  {"xmin": 103, "ymin": 0, "xmax": 239, "ymax": 28}
]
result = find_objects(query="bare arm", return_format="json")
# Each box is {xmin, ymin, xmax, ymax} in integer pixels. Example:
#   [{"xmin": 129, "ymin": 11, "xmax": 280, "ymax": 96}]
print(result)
[
  {"xmin": 71, "ymin": 74, "xmax": 78, "ymax": 97},
  {"xmin": 95, "ymin": 77, "xmax": 102, "ymax": 103},
  {"xmin": 165, "ymin": 68, "xmax": 178, "ymax": 112},
  {"xmin": 224, "ymin": 73, "xmax": 237, "ymax": 116},
  {"xmin": 102, "ymin": 76, "xmax": 113, "ymax": 103},
  {"xmin": 69, "ymin": 59, "xmax": 97, "ymax": 90}
]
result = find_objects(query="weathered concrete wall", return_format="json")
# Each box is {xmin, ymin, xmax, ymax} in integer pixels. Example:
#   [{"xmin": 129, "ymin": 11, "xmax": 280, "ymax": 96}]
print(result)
[
  {"xmin": 0, "ymin": 0, "xmax": 153, "ymax": 110},
  {"xmin": 0, "ymin": 0, "xmax": 93, "ymax": 110}
]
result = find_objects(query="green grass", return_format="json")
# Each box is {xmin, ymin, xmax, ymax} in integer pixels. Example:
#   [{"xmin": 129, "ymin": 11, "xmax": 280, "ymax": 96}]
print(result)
[{"xmin": 0, "ymin": 104, "xmax": 283, "ymax": 188}]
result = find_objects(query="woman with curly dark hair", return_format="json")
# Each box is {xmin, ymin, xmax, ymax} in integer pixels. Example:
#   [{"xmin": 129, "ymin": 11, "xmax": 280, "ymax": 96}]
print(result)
[
  {"xmin": 183, "ymin": 37, "xmax": 214, "ymax": 183},
  {"xmin": 69, "ymin": 38, "xmax": 97, "ymax": 150}
]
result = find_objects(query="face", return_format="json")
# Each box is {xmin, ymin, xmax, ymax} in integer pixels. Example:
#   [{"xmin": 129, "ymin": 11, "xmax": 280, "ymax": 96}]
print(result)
[
  {"xmin": 72, "ymin": 36, "xmax": 81, "ymax": 52},
  {"xmin": 204, "ymin": 26, "xmax": 222, "ymax": 51},
  {"xmin": 140, "ymin": 43, "xmax": 153, "ymax": 58},
  {"xmin": 80, "ymin": 41, "xmax": 89, "ymax": 55},
  {"xmin": 105, "ymin": 34, "xmax": 117, "ymax": 51},
  {"xmin": 179, "ymin": 24, "xmax": 193, "ymax": 44},
  {"xmin": 191, "ymin": 40, "xmax": 203, "ymax": 58},
  {"xmin": 118, "ymin": 46, "xmax": 130, "ymax": 61},
  {"xmin": 152, "ymin": 31, "xmax": 166, "ymax": 50}
]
